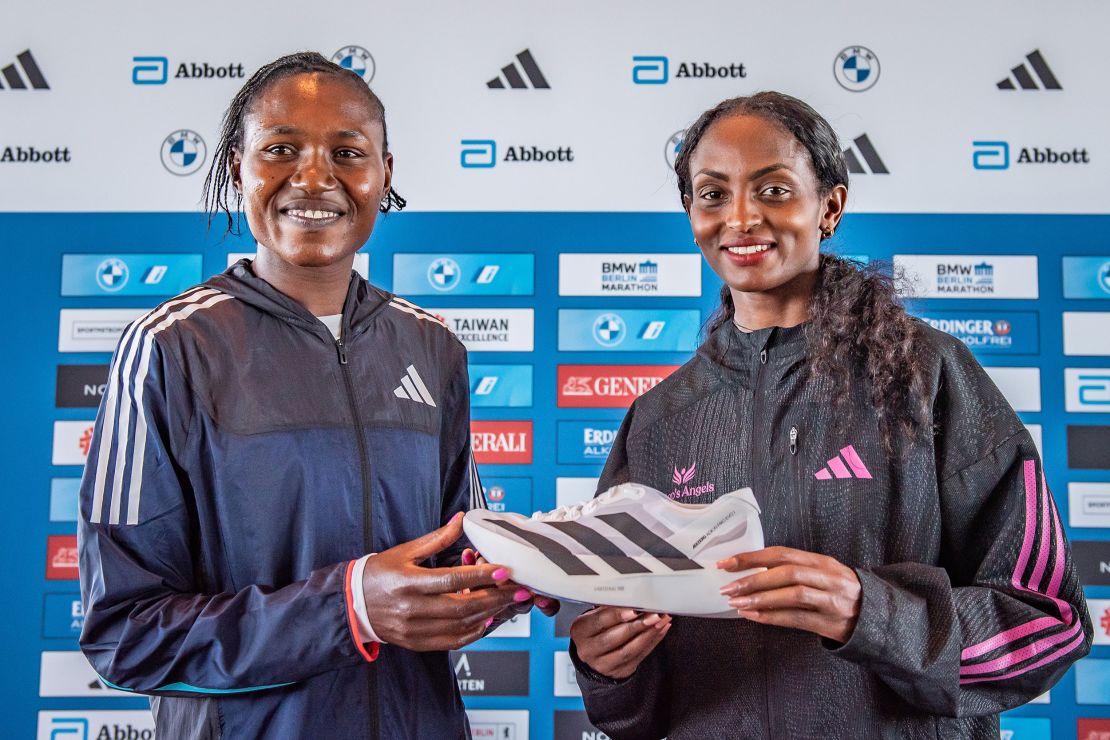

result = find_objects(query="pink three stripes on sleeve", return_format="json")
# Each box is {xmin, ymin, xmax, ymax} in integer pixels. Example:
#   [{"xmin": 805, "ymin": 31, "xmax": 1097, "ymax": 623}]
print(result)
[{"xmin": 958, "ymin": 461, "xmax": 1085, "ymax": 684}]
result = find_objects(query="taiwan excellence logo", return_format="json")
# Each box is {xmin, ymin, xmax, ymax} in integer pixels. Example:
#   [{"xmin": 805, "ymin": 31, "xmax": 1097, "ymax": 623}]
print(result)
[
  {"xmin": 96, "ymin": 258, "xmax": 128, "ymax": 292},
  {"xmin": 160, "ymin": 130, "xmax": 207, "ymax": 176},
  {"xmin": 834, "ymin": 46, "xmax": 879, "ymax": 92},
  {"xmin": 331, "ymin": 46, "xmax": 375, "ymax": 83},
  {"xmin": 427, "ymin": 257, "xmax": 461, "ymax": 291},
  {"xmin": 592, "ymin": 313, "xmax": 626, "ymax": 348}
]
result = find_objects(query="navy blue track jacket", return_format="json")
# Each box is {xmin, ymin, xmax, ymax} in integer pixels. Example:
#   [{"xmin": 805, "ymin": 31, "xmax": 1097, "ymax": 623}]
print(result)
[{"xmin": 78, "ymin": 261, "xmax": 484, "ymax": 739}]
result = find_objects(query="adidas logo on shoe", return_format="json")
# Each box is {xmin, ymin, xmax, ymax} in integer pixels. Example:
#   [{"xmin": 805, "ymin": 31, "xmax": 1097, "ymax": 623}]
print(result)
[
  {"xmin": 393, "ymin": 364, "xmax": 436, "ymax": 406},
  {"xmin": 814, "ymin": 445, "xmax": 872, "ymax": 480},
  {"xmin": 463, "ymin": 483, "xmax": 764, "ymax": 617}
]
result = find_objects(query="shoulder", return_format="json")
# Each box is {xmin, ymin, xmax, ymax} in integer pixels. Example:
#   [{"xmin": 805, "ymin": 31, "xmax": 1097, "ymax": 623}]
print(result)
[
  {"xmin": 378, "ymin": 291, "xmax": 467, "ymax": 360},
  {"xmin": 624, "ymin": 354, "xmax": 722, "ymax": 438},
  {"xmin": 118, "ymin": 284, "xmax": 239, "ymax": 357}
]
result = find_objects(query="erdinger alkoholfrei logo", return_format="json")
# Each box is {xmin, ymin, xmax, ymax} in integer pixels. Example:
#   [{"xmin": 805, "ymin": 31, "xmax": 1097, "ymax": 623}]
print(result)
[
  {"xmin": 487, "ymin": 48, "xmax": 549, "ymax": 89},
  {"xmin": 842, "ymin": 134, "xmax": 888, "ymax": 174},
  {"xmin": 664, "ymin": 129, "xmax": 685, "ymax": 169},
  {"xmin": 96, "ymin": 258, "xmax": 129, "ymax": 292},
  {"xmin": 0, "ymin": 48, "xmax": 49, "ymax": 90},
  {"xmin": 997, "ymin": 49, "xmax": 1061, "ymax": 90},
  {"xmin": 427, "ymin": 257, "xmax": 461, "ymax": 291},
  {"xmin": 670, "ymin": 462, "xmax": 715, "ymax": 499},
  {"xmin": 332, "ymin": 45, "xmax": 375, "ymax": 83},
  {"xmin": 160, "ymin": 130, "xmax": 207, "ymax": 176},
  {"xmin": 592, "ymin": 313, "xmax": 626, "ymax": 347},
  {"xmin": 834, "ymin": 46, "xmax": 880, "ymax": 92}
]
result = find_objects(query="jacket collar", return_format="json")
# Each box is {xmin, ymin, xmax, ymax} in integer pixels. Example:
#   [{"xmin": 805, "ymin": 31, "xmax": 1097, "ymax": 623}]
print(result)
[
  {"xmin": 205, "ymin": 259, "xmax": 391, "ymax": 341},
  {"xmin": 697, "ymin": 319, "xmax": 808, "ymax": 380}
]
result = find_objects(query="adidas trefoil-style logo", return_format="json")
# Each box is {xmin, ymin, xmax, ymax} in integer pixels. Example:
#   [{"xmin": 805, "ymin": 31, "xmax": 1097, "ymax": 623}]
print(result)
[
  {"xmin": 393, "ymin": 364, "xmax": 437, "ymax": 406},
  {"xmin": 487, "ymin": 49, "xmax": 550, "ymax": 89},
  {"xmin": 0, "ymin": 49, "xmax": 49, "ymax": 90},
  {"xmin": 814, "ymin": 445, "xmax": 872, "ymax": 480},
  {"xmin": 842, "ymin": 134, "xmax": 888, "ymax": 175},
  {"xmin": 997, "ymin": 49, "xmax": 1061, "ymax": 91}
]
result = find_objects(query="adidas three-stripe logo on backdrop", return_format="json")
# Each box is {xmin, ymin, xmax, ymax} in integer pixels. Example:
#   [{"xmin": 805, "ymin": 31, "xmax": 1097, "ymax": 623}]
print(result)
[{"xmin": 393, "ymin": 364, "xmax": 436, "ymax": 406}]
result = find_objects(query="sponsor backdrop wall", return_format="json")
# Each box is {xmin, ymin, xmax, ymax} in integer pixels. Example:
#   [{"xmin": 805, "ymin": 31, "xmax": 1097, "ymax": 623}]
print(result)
[{"xmin": 3, "ymin": 1, "xmax": 1110, "ymax": 738}]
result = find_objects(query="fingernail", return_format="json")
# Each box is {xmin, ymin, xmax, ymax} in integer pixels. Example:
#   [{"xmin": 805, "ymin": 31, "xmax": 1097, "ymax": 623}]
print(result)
[
  {"xmin": 485, "ymin": 617, "xmax": 494, "ymax": 627},
  {"xmin": 453, "ymin": 512, "xmax": 463, "ymax": 523},
  {"xmin": 513, "ymin": 588, "xmax": 531, "ymax": 602},
  {"xmin": 620, "ymin": 609, "xmax": 638, "ymax": 622},
  {"xmin": 534, "ymin": 596, "xmax": 553, "ymax": 608},
  {"xmin": 491, "ymin": 568, "xmax": 509, "ymax": 581},
  {"xmin": 461, "ymin": 551, "xmax": 476, "ymax": 565},
  {"xmin": 728, "ymin": 597, "xmax": 752, "ymax": 609},
  {"xmin": 643, "ymin": 614, "xmax": 660, "ymax": 626}
]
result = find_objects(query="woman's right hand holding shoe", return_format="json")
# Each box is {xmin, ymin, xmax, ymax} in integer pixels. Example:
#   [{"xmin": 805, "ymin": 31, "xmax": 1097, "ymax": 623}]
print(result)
[
  {"xmin": 570, "ymin": 606, "xmax": 671, "ymax": 680},
  {"xmin": 361, "ymin": 513, "xmax": 519, "ymax": 651}
]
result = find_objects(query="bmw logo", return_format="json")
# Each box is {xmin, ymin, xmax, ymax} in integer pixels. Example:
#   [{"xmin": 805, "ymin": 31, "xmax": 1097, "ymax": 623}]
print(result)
[
  {"xmin": 331, "ymin": 46, "xmax": 376, "ymax": 84},
  {"xmin": 160, "ymin": 130, "xmax": 207, "ymax": 176},
  {"xmin": 664, "ymin": 129, "xmax": 685, "ymax": 170},
  {"xmin": 427, "ymin": 257, "xmax": 461, "ymax": 291},
  {"xmin": 993, "ymin": 320, "xmax": 1012, "ymax": 336},
  {"xmin": 834, "ymin": 46, "xmax": 880, "ymax": 92},
  {"xmin": 593, "ymin": 313, "xmax": 626, "ymax": 348},
  {"xmin": 1099, "ymin": 261, "xmax": 1110, "ymax": 294},
  {"xmin": 96, "ymin": 257, "xmax": 129, "ymax": 292}
]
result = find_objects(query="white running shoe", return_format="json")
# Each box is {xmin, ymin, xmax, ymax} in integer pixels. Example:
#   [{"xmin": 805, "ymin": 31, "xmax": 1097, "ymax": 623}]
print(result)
[{"xmin": 464, "ymin": 483, "xmax": 764, "ymax": 617}]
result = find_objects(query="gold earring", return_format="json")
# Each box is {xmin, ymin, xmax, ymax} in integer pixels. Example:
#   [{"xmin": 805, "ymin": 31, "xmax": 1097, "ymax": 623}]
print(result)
[{"xmin": 820, "ymin": 227, "xmax": 832, "ymax": 239}]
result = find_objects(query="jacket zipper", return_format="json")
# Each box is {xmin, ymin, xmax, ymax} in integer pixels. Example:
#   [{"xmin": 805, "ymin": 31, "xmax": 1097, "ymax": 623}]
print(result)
[
  {"xmin": 752, "ymin": 343, "xmax": 778, "ymax": 740},
  {"xmin": 789, "ymin": 423, "xmax": 812, "ymax": 550},
  {"xmin": 336, "ymin": 335, "xmax": 380, "ymax": 740}
]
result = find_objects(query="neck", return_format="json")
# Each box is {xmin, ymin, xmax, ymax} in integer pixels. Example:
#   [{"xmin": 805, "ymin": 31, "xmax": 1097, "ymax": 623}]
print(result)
[
  {"xmin": 252, "ymin": 247, "xmax": 354, "ymax": 317},
  {"xmin": 730, "ymin": 269, "xmax": 817, "ymax": 331}
]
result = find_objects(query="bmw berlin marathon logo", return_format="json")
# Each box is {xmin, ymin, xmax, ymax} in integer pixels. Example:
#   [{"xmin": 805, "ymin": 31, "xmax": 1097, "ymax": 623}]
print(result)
[
  {"xmin": 96, "ymin": 258, "xmax": 128, "ymax": 292},
  {"xmin": 160, "ymin": 130, "xmax": 207, "ymax": 176},
  {"xmin": 593, "ymin": 313, "xmax": 626, "ymax": 348},
  {"xmin": 835, "ymin": 46, "xmax": 879, "ymax": 91},
  {"xmin": 332, "ymin": 46, "xmax": 375, "ymax": 83},
  {"xmin": 428, "ymin": 257, "xmax": 461, "ymax": 291}
]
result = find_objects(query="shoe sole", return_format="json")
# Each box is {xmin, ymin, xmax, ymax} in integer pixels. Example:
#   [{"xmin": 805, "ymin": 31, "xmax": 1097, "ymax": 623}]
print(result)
[{"xmin": 466, "ymin": 520, "xmax": 760, "ymax": 617}]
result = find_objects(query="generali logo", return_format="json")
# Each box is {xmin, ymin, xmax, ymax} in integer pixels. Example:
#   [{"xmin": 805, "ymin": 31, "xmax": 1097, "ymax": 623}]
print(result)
[
  {"xmin": 557, "ymin": 364, "xmax": 679, "ymax": 408},
  {"xmin": 471, "ymin": 421, "xmax": 532, "ymax": 464},
  {"xmin": 47, "ymin": 535, "xmax": 79, "ymax": 580}
]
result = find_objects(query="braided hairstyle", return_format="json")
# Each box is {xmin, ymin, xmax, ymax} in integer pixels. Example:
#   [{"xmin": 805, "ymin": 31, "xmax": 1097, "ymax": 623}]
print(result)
[
  {"xmin": 202, "ymin": 51, "xmax": 406, "ymax": 236},
  {"xmin": 676, "ymin": 91, "xmax": 930, "ymax": 451}
]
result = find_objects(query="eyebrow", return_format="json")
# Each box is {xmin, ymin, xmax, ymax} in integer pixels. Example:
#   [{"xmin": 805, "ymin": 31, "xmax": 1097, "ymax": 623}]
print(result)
[
  {"xmin": 693, "ymin": 163, "xmax": 792, "ymax": 181},
  {"xmin": 259, "ymin": 125, "xmax": 368, "ymax": 140}
]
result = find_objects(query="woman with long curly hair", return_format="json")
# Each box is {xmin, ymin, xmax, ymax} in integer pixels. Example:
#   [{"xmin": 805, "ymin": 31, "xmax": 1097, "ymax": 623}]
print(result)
[{"xmin": 569, "ymin": 92, "xmax": 1090, "ymax": 738}]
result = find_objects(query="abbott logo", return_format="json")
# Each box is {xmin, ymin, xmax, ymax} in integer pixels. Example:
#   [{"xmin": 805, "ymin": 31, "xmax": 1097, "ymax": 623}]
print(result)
[
  {"xmin": 460, "ymin": 139, "xmax": 496, "ymax": 168},
  {"xmin": 973, "ymin": 141, "xmax": 1010, "ymax": 170},
  {"xmin": 1066, "ymin": 369, "xmax": 1110, "ymax": 411},
  {"xmin": 132, "ymin": 56, "xmax": 168, "ymax": 85},
  {"xmin": 632, "ymin": 56, "xmax": 668, "ymax": 84}
]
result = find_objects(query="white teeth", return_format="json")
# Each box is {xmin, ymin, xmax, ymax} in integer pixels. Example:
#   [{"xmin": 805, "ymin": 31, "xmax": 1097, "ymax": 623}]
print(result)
[
  {"xmin": 287, "ymin": 209, "xmax": 339, "ymax": 220},
  {"xmin": 726, "ymin": 244, "xmax": 771, "ymax": 255}
]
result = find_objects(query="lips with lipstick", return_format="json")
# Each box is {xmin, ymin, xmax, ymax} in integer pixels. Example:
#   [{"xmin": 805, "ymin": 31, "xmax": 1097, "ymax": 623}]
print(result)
[{"xmin": 720, "ymin": 237, "xmax": 774, "ymax": 266}]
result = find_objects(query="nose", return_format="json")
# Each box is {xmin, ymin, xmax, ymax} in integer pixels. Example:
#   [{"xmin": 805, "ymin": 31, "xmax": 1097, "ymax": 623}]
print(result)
[
  {"xmin": 289, "ymin": 147, "xmax": 338, "ymax": 194},
  {"xmin": 724, "ymin": 193, "xmax": 761, "ymax": 233}
]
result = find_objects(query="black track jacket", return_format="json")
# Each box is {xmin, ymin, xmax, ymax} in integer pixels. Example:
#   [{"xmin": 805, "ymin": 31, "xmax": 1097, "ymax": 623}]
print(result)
[{"xmin": 572, "ymin": 320, "xmax": 1090, "ymax": 739}]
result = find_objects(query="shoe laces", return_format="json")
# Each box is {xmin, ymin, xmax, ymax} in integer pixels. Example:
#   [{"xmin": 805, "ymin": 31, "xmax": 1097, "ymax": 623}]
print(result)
[{"xmin": 532, "ymin": 484, "xmax": 646, "ymax": 522}]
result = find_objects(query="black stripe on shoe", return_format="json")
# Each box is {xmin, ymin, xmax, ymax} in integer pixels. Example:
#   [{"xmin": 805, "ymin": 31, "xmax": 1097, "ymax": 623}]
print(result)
[
  {"xmin": 488, "ymin": 520, "xmax": 598, "ymax": 575},
  {"xmin": 595, "ymin": 512, "xmax": 702, "ymax": 571},
  {"xmin": 544, "ymin": 520, "xmax": 652, "ymax": 574}
]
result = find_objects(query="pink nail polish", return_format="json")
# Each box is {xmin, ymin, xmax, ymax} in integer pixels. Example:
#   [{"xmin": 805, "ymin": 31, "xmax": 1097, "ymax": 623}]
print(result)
[
  {"xmin": 534, "ymin": 596, "xmax": 552, "ymax": 608},
  {"xmin": 513, "ymin": 588, "xmax": 531, "ymax": 602},
  {"xmin": 491, "ymin": 568, "xmax": 508, "ymax": 581},
  {"xmin": 485, "ymin": 617, "xmax": 494, "ymax": 627}
]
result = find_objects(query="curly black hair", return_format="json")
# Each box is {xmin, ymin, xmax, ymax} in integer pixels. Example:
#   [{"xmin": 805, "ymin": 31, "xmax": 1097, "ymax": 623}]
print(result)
[
  {"xmin": 676, "ymin": 91, "xmax": 930, "ymax": 451},
  {"xmin": 202, "ymin": 51, "xmax": 406, "ymax": 236}
]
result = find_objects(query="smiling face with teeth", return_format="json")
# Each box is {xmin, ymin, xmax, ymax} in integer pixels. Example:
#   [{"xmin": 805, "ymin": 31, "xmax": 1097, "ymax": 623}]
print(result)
[
  {"xmin": 231, "ymin": 72, "xmax": 392, "ymax": 271},
  {"xmin": 684, "ymin": 114, "xmax": 846, "ymax": 327}
]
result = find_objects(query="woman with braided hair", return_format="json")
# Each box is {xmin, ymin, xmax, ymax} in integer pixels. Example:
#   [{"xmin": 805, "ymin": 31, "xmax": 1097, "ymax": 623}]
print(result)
[
  {"xmin": 570, "ymin": 92, "xmax": 1090, "ymax": 738},
  {"xmin": 77, "ymin": 51, "xmax": 552, "ymax": 739}
]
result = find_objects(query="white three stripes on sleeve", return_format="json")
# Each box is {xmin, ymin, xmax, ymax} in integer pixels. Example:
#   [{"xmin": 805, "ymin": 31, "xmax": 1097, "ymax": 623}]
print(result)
[{"xmin": 90, "ymin": 288, "xmax": 231, "ymax": 526}]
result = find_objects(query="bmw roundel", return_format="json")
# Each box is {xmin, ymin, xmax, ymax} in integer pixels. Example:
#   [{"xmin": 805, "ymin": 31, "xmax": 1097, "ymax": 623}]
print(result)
[
  {"xmin": 1099, "ymin": 260, "xmax": 1110, "ymax": 294},
  {"xmin": 427, "ymin": 257, "xmax": 461, "ymax": 291},
  {"xmin": 96, "ymin": 257, "xmax": 129, "ymax": 292},
  {"xmin": 592, "ymin": 313, "xmax": 626, "ymax": 347},
  {"xmin": 160, "ymin": 130, "xmax": 207, "ymax": 176},
  {"xmin": 332, "ymin": 46, "xmax": 376, "ymax": 83},
  {"xmin": 834, "ymin": 46, "xmax": 880, "ymax": 92}
]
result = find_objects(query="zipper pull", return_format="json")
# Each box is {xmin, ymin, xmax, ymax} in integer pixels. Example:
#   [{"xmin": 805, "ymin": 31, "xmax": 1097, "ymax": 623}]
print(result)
[
  {"xmin": 760, "ymin": 349, "xmax": 767, "ymax": 365},
  {"xmin": 789, "ymin": 425, "xmax": 798, "ymax": 455},
  {"xmin": 336, "ymin": 337, "xmax": 348, "ymax": 365}
]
